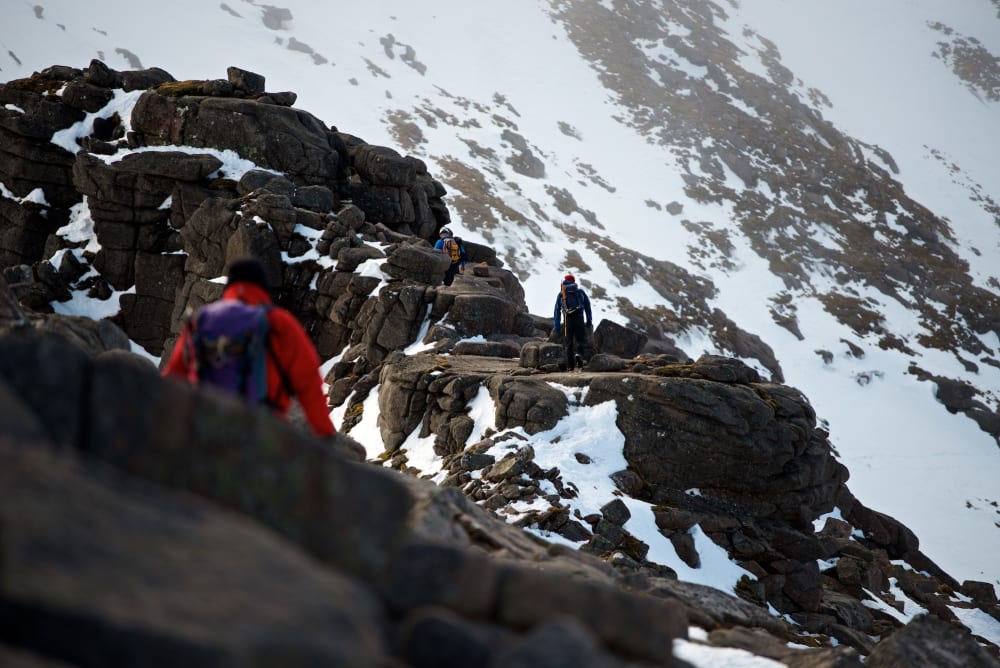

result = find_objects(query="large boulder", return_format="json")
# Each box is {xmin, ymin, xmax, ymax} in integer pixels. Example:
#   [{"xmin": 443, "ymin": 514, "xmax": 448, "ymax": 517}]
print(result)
[
  {"xmin": 131, "ymin": 91, "xmax": 340, "ymax": 186},
  {"xmin": 0, "ymin": 439, "xmax": 393, "ymax": 667},
  {"xmin": 117, "ymin": 251, "xmax": 187, "ymax": 353},
  {"xmin": 865, "ymin": 613, "xmax": 998, "ymax": 667},
  {"xmin": 584, "ymin": 357, "xmax": 848, "ymax": 528},
  {"xmin": 353, "ymin": 144, "xmax": 417, "ymax": 188},
  {"xmin": 0, "ymin": 328, "xmax": 416, "ymax": 580},
  {"xmin": 382, "ymin": 243, "xmax": 450, "ymax": 285},
  {"xmin": 0, "ymin": 71, "xmax": 88, "ymax": 264},
  {"xmin": 593, "ymin": 318, "xmax": 647, "ymax": 359},
  {"xmin": 0, "ymin": 275, "xmax": 131, "ymax": 358},
  {"xmin": 72, "ymin": 150, "xmax": 222, "ymax": 289}
]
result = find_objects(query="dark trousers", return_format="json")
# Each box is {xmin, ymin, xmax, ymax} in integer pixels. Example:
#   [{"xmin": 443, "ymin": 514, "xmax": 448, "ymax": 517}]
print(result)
[
  {"xmin": 443, "ymin": 262, "xmax": 461, "ymax": 286},
  {"xmin": 565, "ymin": 313, "xmax": 587, "ymax": 369}
]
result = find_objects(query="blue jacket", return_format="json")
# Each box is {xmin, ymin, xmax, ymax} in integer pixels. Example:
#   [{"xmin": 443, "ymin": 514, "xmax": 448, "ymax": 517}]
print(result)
[
  {"xmin": 553, "ymin": 280, "xmax": 592, "ymax": 331},
  {"xmin": 434, "ymin": 235, "xmax": 465, "ymax": 267}
]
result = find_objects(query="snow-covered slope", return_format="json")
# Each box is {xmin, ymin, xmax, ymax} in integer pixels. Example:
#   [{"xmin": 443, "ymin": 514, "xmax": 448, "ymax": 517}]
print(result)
[{"xmin": 4, "ymin": 0, "xmax": 999, "ymax": 592}]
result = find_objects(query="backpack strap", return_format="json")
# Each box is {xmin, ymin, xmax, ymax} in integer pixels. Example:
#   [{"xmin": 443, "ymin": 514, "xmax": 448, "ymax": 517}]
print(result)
[
  {"xmin": 180, "ymin": 317, "xmax": 200, "ymax": 384},
  {"xmin": 262, "ymin": 306, "xmax": 296, "ymax": 406},
  {"xmin": 265, "ymin": 338, "xmax": 295, "ymax": 404}
]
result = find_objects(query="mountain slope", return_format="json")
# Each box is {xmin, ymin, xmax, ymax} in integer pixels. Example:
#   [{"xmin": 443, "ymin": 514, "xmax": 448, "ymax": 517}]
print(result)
[{"xmin": 3, "ymin": 0, "xmax": 999, "ymax": 590}]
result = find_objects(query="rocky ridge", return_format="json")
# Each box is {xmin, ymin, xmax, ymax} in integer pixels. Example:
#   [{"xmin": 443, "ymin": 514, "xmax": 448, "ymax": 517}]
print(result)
[
  {"xmin": 377, "ymin": 0, "xmax": 1000, "ymax": 445},
  {"xmin": 1, "ymin": 61, "xmax": 998, "ymax": 667}
]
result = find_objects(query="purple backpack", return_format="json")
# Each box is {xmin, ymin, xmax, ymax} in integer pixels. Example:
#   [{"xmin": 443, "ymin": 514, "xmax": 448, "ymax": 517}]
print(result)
[{"xmin": 192, "ymin": 300, "xmax": 271, "ymax": 405}]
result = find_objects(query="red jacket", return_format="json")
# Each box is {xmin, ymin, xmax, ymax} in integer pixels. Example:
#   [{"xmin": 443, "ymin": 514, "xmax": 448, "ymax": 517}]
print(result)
[{"xmin": 163, "ymin": 281, "xmax": 335, "ymax": 437}]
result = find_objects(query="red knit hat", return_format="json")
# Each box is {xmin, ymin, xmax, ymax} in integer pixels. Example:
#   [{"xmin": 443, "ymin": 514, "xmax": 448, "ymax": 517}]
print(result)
[{"xmin": 564, "ymin": 274, "xmax": 575, "ymax": 283}]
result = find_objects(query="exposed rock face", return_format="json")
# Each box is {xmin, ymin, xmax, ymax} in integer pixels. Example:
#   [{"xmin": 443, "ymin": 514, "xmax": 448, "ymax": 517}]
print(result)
[
  {"xmin": 1, "ymin": 60, "xmax": 998, "ymax": 666},
  {"xmin": 132, "ymin": 90, "xmax": 341, "ymax": 185},
  {"xmin": 866, "ymin": 613, "xmax": 999, "ymax": 667},
  {"xmin": 0, "ymin": 61, "xmax": 456, "ymax": 354},
  {"xmin": 585, "ymin": 361, "xmax": 848, "ymax": 529},
  {"xmin": 0, "ymin": 324, "xmax": 694, "ymax": 668},
  {"xmin": 2, "ymin": 440, "xmax": 392, "ymax": 667},
  {"xmin": 370, "ymin": 349, "xmax": 997, "ymax": 658}
]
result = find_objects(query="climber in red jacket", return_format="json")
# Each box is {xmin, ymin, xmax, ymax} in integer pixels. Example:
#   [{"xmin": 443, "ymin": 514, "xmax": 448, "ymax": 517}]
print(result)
[{"xmin": 162, "ymin": 257, "xmax": 335, "ymax": 438}]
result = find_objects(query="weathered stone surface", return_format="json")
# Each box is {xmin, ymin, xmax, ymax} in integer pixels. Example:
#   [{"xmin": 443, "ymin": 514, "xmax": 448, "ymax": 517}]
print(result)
[
  {"xmin": 496, "ymin": 563, "xmax": 687, "ymax": 664},
  {"xmin": 453, "ymin": 339, "xmax": 521, "ymax": 358},
  {"xmin": 490, "ymin": 618, "xmax": 623, "ymax": 668},
  {"xmin": 121, "ymin": 66, "xmax": 175, "ymax": 91},
  {"xmin": 86, "ymin": 351, "xmax": 415, "ymax": 580},
  {"xmin": 586, "ymin": 352, "xmax": 627, "ymax": 372},
  {"xmin": 0, "ymin": 78, "xmax": 85, "ymax": 140},
  {"xmin": 178, "ymin": 197, "xmax": 240, "ymax": 278},
  {"xmin": 0, "ymin": 329, "xmax": 94, "ymax": 446},
  {"xmin": 93, "ymin": 150, "xmax": 223, "ymax": 185},
  {"xmin": 291, "ymin": 183, "xmax": 335, "ymax": 212},
  {"xmin": 490, "ymin": 376, "xmax": 570, "ymax": 434},
  {"xmin": 362, "ymin": 283, "xmax": 434, "ymax": 363},
  {"xmin": 601, "ymin": 499, "xmax": 632, "ymax": 526},
  {"xmin": 58, "ymin": 79, "xmax": 114, "ymax": 113},
  {"xmin": 354, "ymin": 144, "xmax": 417, "ymax": 187},
  {"xmin": 963, "ymin": 580, "xmax": 999, "ymax": 604},
  {"xmin": 396, "ymin": 607, "xmax": 505, "ymax": 668},
  {"xmin": 83, "ymin": 59, "xmax": 122, "ymax": 88},
  {"xmin": 0, "ymin": 440, "xmax": 392, "ymax": 667},
  {"xmin": 650, "ymin": 577, "xmax": 788, "ymax": 632},
  {"xmin": 819, "ymin": 589, "xmax": 874, "ymax": 634},
  {"xmin": 117, "ymin": 251, "xmax": 186, "ymax": 353},
  {"xmin": 227, "ymin": 66, "xmax": 266, "ymax": 95},
  {"xmin": 382, "ymin": 243, "xmax": 449, "ymax": 284},
  {"xmin": 381, "ymin": 541, "xmax": 500, "ymax": 618},
  {"xmin": 376, "ymin": 355, "xmax": 444, "ymax": 453},
  {"xmin": 593, "ymin": 318, "xmax": 647, "ymax": 359},
  {"xmin": 865, "ymin": 613, "xmax": 998, "ymax": 667},
  {"xmin": 707, "ymin": 627, "xmax": 862, "ymax": 667},
  {"xmin": 446, "ymin": 292, "xmax": 521, "ymax": 337},
  {"xmin": 349, "ymin": 182, "xmax": 416, "ymax": 224},
  {"xmin": 520, "ymin": 341, "xmax": 565, "ymax": 369},
  {"xmin": 132, "ymin": 91, "xmax": 339, "ymax": 184},
  {"xmin": 587, "ymin": 370, "xmax": 847, "ymax": 527}
]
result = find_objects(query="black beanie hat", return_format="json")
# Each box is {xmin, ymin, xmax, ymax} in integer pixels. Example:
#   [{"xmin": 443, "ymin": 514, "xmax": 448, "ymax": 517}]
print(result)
[{"xmin": 226, "ymin": 257, "xmax": 270, "ymax": 290}]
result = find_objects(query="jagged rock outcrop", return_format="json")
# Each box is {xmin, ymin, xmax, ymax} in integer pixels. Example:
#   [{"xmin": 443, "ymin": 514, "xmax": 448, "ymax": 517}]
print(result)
[
  {"xmin": 0, "ymin": 323, "xmax": 695, "ymax": 667},
  {"xmin": 2, "ymin": 439, "xmax": 393, "ymax": 667},
  {"xmin": 131, "ymin": 85, "xmax": 338, "ymax": 186},
  {"xmin": 1, "ymin": 60, "xmax": 998, "ymax": 667},
  {"xmin": 371, "ymin": 348, "xmax": 998, "ymax": 656},
  {"xmin": 588, "ymin": 356, "xmax": 847, "ymax": 528},
  {"xmin": 865, "ymin": 613, "xmax": 999, "ymax": 667}
]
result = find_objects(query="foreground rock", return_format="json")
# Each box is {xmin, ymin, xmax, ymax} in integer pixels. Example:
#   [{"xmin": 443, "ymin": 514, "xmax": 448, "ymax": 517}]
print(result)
[
  {"xmin": 0, "ymin": 325, "xmax": 696, "ymax": 667},
  {"xmin": 1, "ymin": 439, "xmax": 392, "ymax": 667}
]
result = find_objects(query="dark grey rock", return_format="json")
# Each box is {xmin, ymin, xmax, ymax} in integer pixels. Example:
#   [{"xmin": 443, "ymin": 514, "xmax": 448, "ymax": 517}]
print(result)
[
  {"xmin": 593, "ymin": 319, "xmax": 647, "ymax": 359},
  {"xmin": 226, "ymin": 66, "xmax": 265, "ymax": 95},
  {"xmin": 866, "ymin": 613, "xmax": 998, "ymax": 667},
  {"xmin": 0, "ymin": 440, "xmax": 391, "ymax": 668}
]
